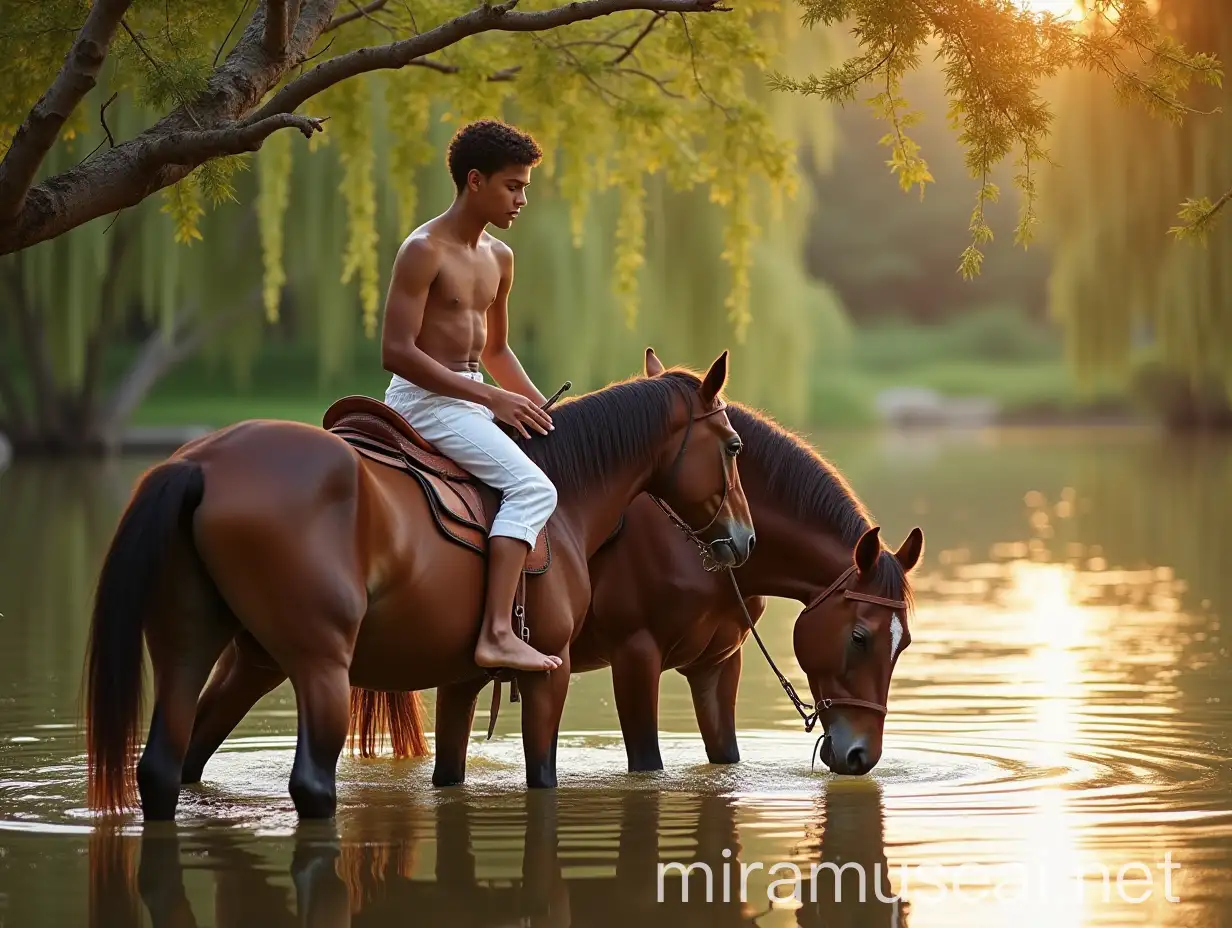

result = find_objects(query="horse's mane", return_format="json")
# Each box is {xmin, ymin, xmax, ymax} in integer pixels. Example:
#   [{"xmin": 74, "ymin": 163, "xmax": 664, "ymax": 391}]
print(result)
[
  {"xmin": 522, "ymin": 369, "xmax": 701, "ymax": 502},
  {"xmin": 726, "ymin": 403, "xmax": 913, "ymax": 612}
]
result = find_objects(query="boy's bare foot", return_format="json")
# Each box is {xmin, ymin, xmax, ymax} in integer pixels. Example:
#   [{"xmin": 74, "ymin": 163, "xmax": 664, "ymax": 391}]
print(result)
[{"xmin": 475, "ymin": 626, "xmax": 563, "ymax": 672}]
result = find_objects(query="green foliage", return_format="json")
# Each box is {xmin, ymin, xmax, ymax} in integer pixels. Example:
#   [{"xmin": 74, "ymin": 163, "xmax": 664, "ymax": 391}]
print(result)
[
  {"xmin": 257, "ymin": 132, "xmax": 292, "ymax": 323},
  {"xmin": 802, "ymin": 56, "xmax": 1053, "ymax": 328},
  {"xmin": 0, "ymin": 1, "xmax": 91, "ymax": 148},
  {"xmin": 0, "ymin": 0, "xmax": 797, "ymax": 341},
  {"xmin": 125, "ymin": 303, "xmax": 1112, "ymax": 430},
  {"xmin": 1169, "ymin": 190, "xmax": 1232, "ymax": 244},
  {"xmin": 855, "ymin": 303, "xmax": 1060, "ymax": 367},
  {"xmin": 771, "ymin": 0, "xmax": 1225, "ymax": 276},
  {"xmin": 160, "ymin": 175, "xmax": 205, "ymax": 245},
  {"xmin": 1041, "ymin": 0, "xmax": 1232, "ymax": 392}
]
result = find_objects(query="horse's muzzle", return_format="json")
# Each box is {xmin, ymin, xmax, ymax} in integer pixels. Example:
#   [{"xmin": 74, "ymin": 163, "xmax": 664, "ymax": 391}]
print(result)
[{"xmin": 708, "ymin": 525, "xmax": 755, "ymax": 568}]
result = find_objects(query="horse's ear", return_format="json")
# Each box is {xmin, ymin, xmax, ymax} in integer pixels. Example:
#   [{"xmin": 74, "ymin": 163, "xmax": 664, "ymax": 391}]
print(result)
[
  {"xmin": 699, "ymin": 350, "xmax": 729, "ymax": 406},
  {"xmin": 854, "ymin": 526, "xmax": 881, "ymax": 577},
  {"xmin": 644, "ymin": 347, "xmax": 665, "ymax": 377},
  {"xmin": 895, "ymin": 527, "xmax": 924, "ymax": 572}
]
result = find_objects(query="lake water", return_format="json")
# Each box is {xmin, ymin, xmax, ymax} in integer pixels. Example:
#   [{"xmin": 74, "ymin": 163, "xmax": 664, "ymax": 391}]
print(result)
[{"xmin": 1, "ymin": 427, "xmax": 1229, "ymax": 926}]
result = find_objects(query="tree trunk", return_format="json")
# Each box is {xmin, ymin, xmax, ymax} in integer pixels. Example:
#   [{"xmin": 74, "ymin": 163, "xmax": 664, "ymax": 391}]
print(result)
[{"xmin": 2, "ymin": 292, "xmax": 262, "ymax": 459}]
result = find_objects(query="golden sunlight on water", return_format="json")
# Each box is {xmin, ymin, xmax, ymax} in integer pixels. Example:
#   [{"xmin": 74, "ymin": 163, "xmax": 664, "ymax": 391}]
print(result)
[{"xmin": 0, "ymin": 428, "xmax": 1229, "ymax": 926}]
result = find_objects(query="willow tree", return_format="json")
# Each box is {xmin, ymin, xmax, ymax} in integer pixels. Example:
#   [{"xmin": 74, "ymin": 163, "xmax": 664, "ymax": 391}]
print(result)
[
  {"xmin": 271, "ymin": 15, "xmax": 849, "ymax": 428},
  {"xmin": 770, "ymin": 0, "xmax": 1225, "ymax": 274},
  {"xmin": 2, "ymin": 1, "xmax": 1225, "ymax": 451},
  {"xmin": 0, "ymin": 0, "xmax": 793, "ymax": 451},
  {"xmin": 480, "ymin": 0, "xmax": 851, "ymax": 424},
  {"xmin": 1040, "ymin": 0, "xmax": 1232, "ymax": 419}
]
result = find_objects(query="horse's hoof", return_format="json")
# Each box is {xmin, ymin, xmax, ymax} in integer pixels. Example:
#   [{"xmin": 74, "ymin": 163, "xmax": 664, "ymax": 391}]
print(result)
[{"xmin": 290, "ymin": 777, "xmax": 337, "ymax": 819}]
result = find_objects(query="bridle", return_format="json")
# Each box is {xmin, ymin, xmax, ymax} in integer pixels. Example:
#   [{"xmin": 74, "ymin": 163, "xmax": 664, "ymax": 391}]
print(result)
[
  {"xmin": 722, "ymin": 565, "xmax": 901, "ymax": 731},
  {"xmin": 643, "ymin": 391, "xmax": 909, "ymax": 758},
  {"xmin": 724, "ymin": 563, "xmax": 907, "ymax": 771},
  {"xmin": 648, "ymin": 395, "xmax": 738, "ymax": 572}
]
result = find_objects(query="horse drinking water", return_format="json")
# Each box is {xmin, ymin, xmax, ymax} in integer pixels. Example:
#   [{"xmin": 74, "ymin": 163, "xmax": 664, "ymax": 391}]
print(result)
[
  {"xmin": 362, "ymin": 348, "xmax": 922, "ymax": 783},
  {"xmin": 573, "ymin": 348, "xmax": 922, "ymax": 776},
  {"xmin": 84, "ymin": 351, "xmax": 754, "ymax": 820}
]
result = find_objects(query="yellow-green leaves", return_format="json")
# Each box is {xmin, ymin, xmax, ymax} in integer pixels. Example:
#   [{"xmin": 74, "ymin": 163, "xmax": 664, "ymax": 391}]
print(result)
[
  {"xmin": 257, "ymin": 132, "xmax": 291, "ymax": 323},
  {"xmin": 1169, "ymin": 193, "xmax": 1230, "ymax": 245},
  {"xmin": 772, "ymin": 0, "xmax": 1224, "ymax": 278},
  {"xmin": 2, "ymin": 0, "xmax": 796, "ymax": 339},
  {"xmin": 331, "ymin": 80, "xmax": 381, "ymax": 339},
  {"xmin": 1041, "ymin": 1, "xmax": 1231, "ymax": 390},
  {"xmin": 161, "ymin": 177, "xmax": 204, "ymax": 245}
]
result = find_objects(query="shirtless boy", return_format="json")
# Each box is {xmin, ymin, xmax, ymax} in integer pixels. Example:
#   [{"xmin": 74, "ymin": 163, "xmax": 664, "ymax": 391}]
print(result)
[{"xmin": 380, "ymin": 120, "xmax": 563, "ymax": 674}]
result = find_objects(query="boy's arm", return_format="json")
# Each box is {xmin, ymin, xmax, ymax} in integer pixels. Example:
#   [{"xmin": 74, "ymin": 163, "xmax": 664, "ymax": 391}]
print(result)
[
  {"xmin": 481, "ymin": 244, "xmax": 548, "ymax": 407},
  {"xmin": 381, "ymin": 237, "xmax": 493, "ymax": 405}
]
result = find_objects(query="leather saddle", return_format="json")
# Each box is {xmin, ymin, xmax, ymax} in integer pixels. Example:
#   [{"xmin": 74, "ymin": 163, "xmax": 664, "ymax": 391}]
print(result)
[{"xmin": 321, "ymin": 394, "xmax": 551, "ymax": 573}]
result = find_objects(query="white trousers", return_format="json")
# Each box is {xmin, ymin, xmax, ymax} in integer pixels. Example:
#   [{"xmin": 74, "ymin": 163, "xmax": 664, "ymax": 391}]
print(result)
[{"xmin": 384, "ymin": 372, "xmax": 557, "ymax": 548}]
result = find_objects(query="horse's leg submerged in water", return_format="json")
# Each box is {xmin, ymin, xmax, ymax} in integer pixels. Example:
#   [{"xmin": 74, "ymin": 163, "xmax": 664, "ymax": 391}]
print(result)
[
  {"xmin": 185, "ymin": 446, "xmax": 369, "ymax": 820},
  {"xmin": 519, "ymin": 646, "xmax": 572, "ymax": 789},
  {"xmin": 609, "ymin": 630, "xmax": 666, "ymax": 772},
  {"xmin": 432, "ymin": 676, "xmax": 490, "ymax": 786},
  {"xmin": 201, "ymin": 565, "xmax": 363, "ymax": 819},
  {"xmin": 680, "ymin": 648, "xmax": 743, "ymax": 765},
  {"xmin": 181, "ymin": 634, "xmax": 287, "ymax": 784},
  {"xmin": 137, "ymin": 542, "xmax": 238, "ymax": 820}
]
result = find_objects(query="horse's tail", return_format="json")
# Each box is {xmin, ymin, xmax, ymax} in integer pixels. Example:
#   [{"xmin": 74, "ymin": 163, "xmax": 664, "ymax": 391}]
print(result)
[
  {"xmin": 85, "ymin": 459, "xmax": 205, "ymax": 814},
  {"xmin": 347, "ymin": 688, "xmax": 429, "ymax": 759},
  {"xmin": 87, "ymin": 825, "xmax": 139, "ymax": 928}
]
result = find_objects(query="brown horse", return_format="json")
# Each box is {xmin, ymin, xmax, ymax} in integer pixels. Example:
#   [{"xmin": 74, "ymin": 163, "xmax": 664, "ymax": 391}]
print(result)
[
  {"xmin": 362, "ymin": 348, "xmax": 922, "ymax": 784},
  {"xmin": 84, "ymin": 351, "xmax": 755, "ymax": 821}
]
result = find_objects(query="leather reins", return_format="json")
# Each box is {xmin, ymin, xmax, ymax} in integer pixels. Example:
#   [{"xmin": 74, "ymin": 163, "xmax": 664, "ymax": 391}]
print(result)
[
  {"xmin": 722, "ymin": 564, "xmax": 907, "ymax": 772},
  {"xmin": 658, "ymin": 497, "xmax": 908, "ymax": 733},
  {"xmin": 648, "ymin": 397, "xmax": 738, "ymax": 571}
]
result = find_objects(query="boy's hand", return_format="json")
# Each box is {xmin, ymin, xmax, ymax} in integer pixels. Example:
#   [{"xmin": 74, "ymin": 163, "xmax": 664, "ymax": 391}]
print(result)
[{"xmin": 486, "ymin": 388, "xmax": 554, "ymax": 439}]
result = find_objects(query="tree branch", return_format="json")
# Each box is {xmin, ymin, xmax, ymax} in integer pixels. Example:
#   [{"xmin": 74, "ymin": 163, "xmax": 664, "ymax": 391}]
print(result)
[
  {"xmin": 214, "ymin": 0, "xmax": 254, "ymax": 66},
  {"xmin": 1206, "ymin": 186, "xmax": 1232, "ymax": 225},
  {"xmin": 0, "ymin": 0, "xmax": 726, "ymax": 256},
  {"xmin": 155, "ymin": 113, "xmax": 326, "ymax": 165},
  {"xmin": 676, "ymin": 11, "xmax": 731, "ymax": 118},
  {"xmin": 264, "ymin": 0, "xmax": 290, "ymax": 57},
  {"xmin": 0, "ymin": 0, "xmax": 134, "ymax": 221},
  {"xmin": 80, "ymin": 92, "xmax": 121, "ymax": 165},
  {"xmin": 610, "ymin": 10, "xmax": 664, "ymax": 65},
  {"xmin": 0, "ymin": 112, "xmax": 325, "ymax": 256},
  {"xmin": 407, "ymin": 57, "xmax": 521, "ymax": 81},
  {"xmin": 326, "ymin": 0, "xmax": 390, "ymax": 32},
  {"xmin": 253, "ymin": 0, "xmax": 728, "ymax": 121},
  {"xmin": 121, "ymin": 18, "xmax": 203, "ymax": 127},
  {"xmin": 615, "ymin": 66, "xmax": 683, "ymax": 97}
]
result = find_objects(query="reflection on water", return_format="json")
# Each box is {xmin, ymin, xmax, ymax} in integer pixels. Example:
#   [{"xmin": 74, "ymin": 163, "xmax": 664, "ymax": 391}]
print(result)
[
  {"xmin": 81, "ymin": 787, "xmax": 902, "ymax": 928},
  {"xmin": 1, "ymin": 428, "xmax": 1230, "ymax": 926}
]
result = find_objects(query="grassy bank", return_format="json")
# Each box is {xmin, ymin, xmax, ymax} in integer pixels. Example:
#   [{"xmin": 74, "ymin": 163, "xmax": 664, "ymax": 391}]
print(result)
[{"xmin": 806, "ymin": 306, "xmax": 1131, "ymax": 428}]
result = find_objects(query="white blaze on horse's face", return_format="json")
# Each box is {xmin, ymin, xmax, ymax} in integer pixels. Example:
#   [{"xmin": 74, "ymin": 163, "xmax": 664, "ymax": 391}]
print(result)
[{"xmin": 889, "ymin": 613, "xmax": 903, "ymax": 662}]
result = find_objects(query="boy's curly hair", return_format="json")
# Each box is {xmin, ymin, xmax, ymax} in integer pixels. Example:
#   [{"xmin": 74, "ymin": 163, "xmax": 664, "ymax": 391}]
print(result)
[{"xmin": 446, "ymin": 120, "xmax": 542, "ymax": 191}]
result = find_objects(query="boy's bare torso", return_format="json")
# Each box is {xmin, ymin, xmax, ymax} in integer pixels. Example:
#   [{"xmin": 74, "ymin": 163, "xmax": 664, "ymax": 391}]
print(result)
[{"xmin": 405, "ymin": 219, "xmax": 508, "ymax": 372}]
